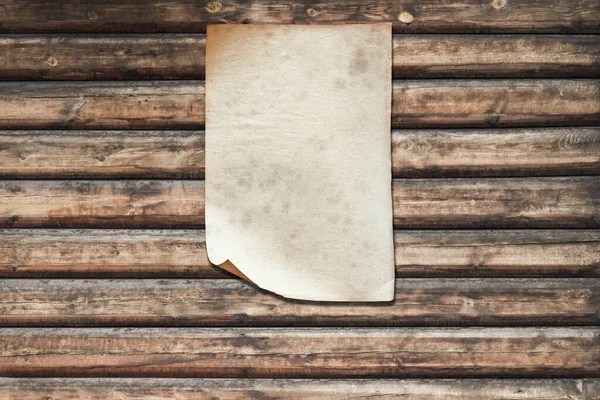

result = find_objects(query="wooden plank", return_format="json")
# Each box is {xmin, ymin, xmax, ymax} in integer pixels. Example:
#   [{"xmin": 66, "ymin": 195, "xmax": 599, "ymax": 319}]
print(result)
[
  {"xmin": 0, "ymin": 131, "xmax": 205, "ymax": 179},
  {"xmin": 0, "ymin": 327, "xmax": 597, "ymax": 377},
  {"xmin": 2, "ymin": 378, "xmax": 599, "ymax": 399},
  {"xmin": 392, "ymin": 177, "xmax": 600, "ymax": 229},
  {"xmin": 1, "ymin": 229, "xmax": 597, "ymax": 279},
  {"xmin": 1, "ymin": 279, "xmax": 598, "ymax": 327},
  {"xmin": 392, "ymin": 35, "xmax": 600, "ymax": 78},
  {"xmin": 0, "ymin": 0, "xmax": 598, "ymax": 33},
  {"xmin": 0, "ymin": 80, "xmax": 598, "ymax": 130},
  {"xmin": 393, "ymin": 127, "xmax": 600, "ymax": 178},
  {"xmin": 0, "ymin": 81, "xmax": 205, "ymax": 130},
  {"xmin": 1, "ymin": 178, "xmax": 598, "ymax": 229},
  {"xmin": 391, "ymin": 80, "xmax": 600, "ymax": 128},
  {"xmin": 2, "ymin": 128, "xmax": 598, "ymax": 179},
  {"xmin": 0, "ymin": 34, "xmax": 206, "ymax": 80},
  {"xmin": 0, "ymin": 180, "xmax": 205, "ymax": 229},
  {"xmin": 1, "ymin": 35, "xmax": 598, "ymax": 80},
  {"xmin": 394, "ymin": 230, "xmax": 600, "ymax": 278}
]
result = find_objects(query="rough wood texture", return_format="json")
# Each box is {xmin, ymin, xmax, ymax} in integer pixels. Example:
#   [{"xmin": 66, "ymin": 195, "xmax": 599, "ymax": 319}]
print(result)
[
  {"xmin": 0, "ymin": 0, "xmax": 598, "ymax": 33},
  {"xmin": 0, "ymin": 131, "xmax": 205, "ymax": 179},
  {"xmin": 394, "ymin": 230, "xmax": 600, "ymax": 278},
  {"xmin": 1, "ymin": 128, "xmax": 598, "ymax": 179},
  {"xmin": 1, "ymin": 35, "xmax": 598, "ymax": 80},
  {"xmin": 1, "ymin": 279, "xmax": 598, "ymax": 327},
  {"xmin": 392, "ymin": 35, "xmax": 600, "ymax": 78},
  {"xmin": 0, "ymin": 80, "xmax": 597, "ymax": 129},
  {"xmin": 392, "ymin": 80, "xmax": 600, "ymax": 128},
  {"xmin": 1, "ymin": 178, "xmax": 598, "ymax": 228},
  {"xmin": 393, "ymin": 127, "xmax": 600, "ymax": 178},
  {"xmin": 2, "ymin": 378, "xmax": 599, "ymax": 399},
  {"xmin": 392, "ymin": 177, "xmax": 600, "ymax": 229},
  {"xmin": 0, "ymin": 180, "xmax": 205, "ymax": 229},
  {"xmin": 0, "ymin": 81, "xmax": 205, "ymax": 130},
  {"xmin": 0, "ymin": 34, "xmax": 206, "ymax": 80},
  {"xmin": 1, "ymin": 229, "xmax": 598, "ymax": 279},
  {"xmin": 1, "ymin": 327, "xmax": 598, "ymax": 378}
]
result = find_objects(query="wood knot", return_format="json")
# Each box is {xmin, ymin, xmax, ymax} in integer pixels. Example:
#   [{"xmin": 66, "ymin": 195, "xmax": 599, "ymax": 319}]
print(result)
[
  {"xmin": 206, "ymin": 1, "xmax": 223, "ymax": 13},
  {"xmin": 307, "ymin": 8, "xmax": 320, "ymax": 17},
  {"xmin": 87, "ymin": 11, "xmax": 98, "ymax": 20},
  {"xmin": 44, "ymin": 56, "xmax": 58, "ymax": 67},
  {"xmin": 572, "ymin": 289, "xmax": 592, "ymax": 299},
  {"xmin": 491, "ymin": 0, "xmax": 507, "ymax": 9},
  {"xmin": 398, "ymin": 11, "xmax": 414, "ymax": 24}
]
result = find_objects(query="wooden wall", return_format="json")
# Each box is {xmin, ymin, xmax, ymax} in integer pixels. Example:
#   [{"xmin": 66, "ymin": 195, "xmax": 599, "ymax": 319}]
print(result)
[{"xmin": 0, "ymin": 0, "xmax": 599, "ymax": 398}]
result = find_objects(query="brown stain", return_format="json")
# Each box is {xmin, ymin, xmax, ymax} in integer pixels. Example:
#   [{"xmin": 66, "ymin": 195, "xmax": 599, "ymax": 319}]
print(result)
[{"xmin": 350, "ymin": 48, "xmax": 369, "ymax": 75}]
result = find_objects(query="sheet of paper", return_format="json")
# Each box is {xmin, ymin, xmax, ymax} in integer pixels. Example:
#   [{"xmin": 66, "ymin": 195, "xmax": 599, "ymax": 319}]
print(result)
[{"xmin": 205, "ymin": 24, "xmax": 394, "ymax": 301}]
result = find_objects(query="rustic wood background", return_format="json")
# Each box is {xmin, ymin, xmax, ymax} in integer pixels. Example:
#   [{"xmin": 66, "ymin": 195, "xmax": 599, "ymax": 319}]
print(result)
[{"xmin": 0, "ymin": 0, "xmax": 599, "ymax": 398}]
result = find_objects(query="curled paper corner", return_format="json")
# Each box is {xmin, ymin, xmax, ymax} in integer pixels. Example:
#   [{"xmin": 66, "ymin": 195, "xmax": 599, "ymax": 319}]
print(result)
[{"xmin": 214, "ymin": 259, "xmax": 255, "ymax": 284}]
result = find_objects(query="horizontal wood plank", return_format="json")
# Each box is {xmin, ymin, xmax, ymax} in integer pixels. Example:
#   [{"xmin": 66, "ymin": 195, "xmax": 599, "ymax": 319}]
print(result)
[
  {"xmin": 1, "ymin": 229, "xmax": 598, "ymax": 279},
  {"xmin": 392, "ymin": 35, "xmax": 600, "ymax": 78},
  {"xmin": 0, "ymin": 0, "xmax": 598, "ymax": 33},
  {"xmin": 0, "ymin": 81, "xmax": 205, "ymax": 130},
  {"xmin": 1, "ymin": 178, "xmax": 598, "ymax": 228},
  {"xmin": 1, "ymin": 279, "xmax": 598, "ymax": 327},
  {"xmin": 392, "ymin": 127, "xmax": 600, "ymax": 178},
  {"xmin": 0, "ymin": 80, "xmax": 597, "ymax": 129},
  {"xmin": 392, "ymin": 177, "xmax": 600, "ymax": 228},
  {"xmin": 0, "ymin": 180, "xmax": 205, "ymax": 228},
  {"xmin": 1, "ymin": 35, "xmax": 598, "ymax": 80},
  {"xmin": 391, "ymin": 80, "xmax": 600, "ymax": 128},
  {"xmin": 0, "ymin": 131, "xmax": 205, "ymax": 179},
  {"xmin": 1, "ymin": 327, "xmax": 598, "ymax": 377},
  {"xmin": 1, "ymin": 127, "xmax": 598, "ymax": 179},
  {"xmin": 2, "ymin": 378, "xmax": 599, "ymax": 399}
]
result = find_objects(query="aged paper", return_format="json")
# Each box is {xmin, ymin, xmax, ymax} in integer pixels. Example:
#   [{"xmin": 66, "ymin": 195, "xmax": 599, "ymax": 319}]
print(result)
[{"xmin": 205, "ymin": 24, "xmax": 394, "ymax": 301}]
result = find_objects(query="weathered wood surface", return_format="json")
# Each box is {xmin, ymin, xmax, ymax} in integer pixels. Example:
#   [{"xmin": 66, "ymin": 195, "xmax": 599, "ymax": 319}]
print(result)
[
  {"xmin": 1, "ymin": 178, "xmax": 598, "ymax": 228},
  {"xmin": 0, "ymin": 80, "xmax": 598, "ymax": 129},
  {"xmin": 1, "ymin": 35, "xmax": 598, "ymax": 80},
  {"xmin": 393, "ymin": 127, "xmax": 600, "ymax": 178},
  {"xmin": 2, "ymin": 378, "xmax": 599, "ymax": 400},
  {"xmin": 392, "ymin": 80, "xmax": 600, "ymax": 128},
  {"xmin": 0, "ymin": 180, "xmax": 205, "ymax": 229},
  {"xmin": 393, "ymin": 35, "xmax": 600, "ymax": 78},
  {"xmin": 1, "ymin": 327, "xmax": 598, "ymax": 377},
  {"xmin": 0, "ymin": 34, "xmax": 206, "ymax": 80},
  {"xmin": 1, "ymin": 279, "xmax": 598, "ymax": 327},
  {"xmin": 0, "ymin": 0, "xmax": 598, "ymax": 33},
  {"xmin": 1, "ymin": 229, "xmax": 598, "ymax": 279},
  {"xmin": 393, "ymin": 177, "xmax": 600, "ymax": 229},
  {"xmin": 0, "ymin": 81, "xmax": 205, "ymax": 130},
  {"xmin": 1, "ymin": 128, "xmax": 598, "ymax": 179},
  {"xmin": 0, "ymin": 131, "xmax": 205, "ymax": 179}
]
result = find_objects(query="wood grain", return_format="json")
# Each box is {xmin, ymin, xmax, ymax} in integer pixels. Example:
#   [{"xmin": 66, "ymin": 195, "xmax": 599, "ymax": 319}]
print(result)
[
  {"xmin": 392, "ymin": 35, "xmax": 600, "ymax": 78},
  {"xmin": 0, "ymin": 81, "xmax": 204, "ymax": 130},
  {"xmin": 0, "ymin": 131, "xmax": 205, "ymax": 179},
  {"xmin": 0, "ymin": 180, "xmax": 205, "ymax": 229},
  {"xmin": 1, "ymin": 327, "xmax": 597, "ymax": 377},
  {"xmin": 392, "ymin": 127, "xmax": 600, "ymax": 177},
  {"xmin": 1, "ymin": 178, "xmax": 598, "ymax": 228},
  {"xmin": 1, "ymin": 229, "xmax": 598, "ymax": 279},
  {"xmin": 1, "ymin": 279, "xmax": 598, "ymax": 327},
  {"xmin": 1, "ymin": 35, "xmax": 598, "ymax": 80},
  {"xmin": 392, "ymin": 177, "xmax": 600, "ymax": 229},
  {"xmin": 1, "ymin": 128, "xmax": 598, "ymax": 179},
  {"xmin": 392, "ymin": 80, "xmax": 600, "ymax": 128},
  {"xmin": 0, "ymin": 34, "xmax": 206, "ymax": 80},
  {"xmin": 0, "ymin": 80, "xmax": 597, "ymax": 129},
  {"xmin": 2, "ymin": 378, "xmax": 599, "ymax": 399},
  {"xmin": 0, "ymin": 0, "xmax": 598, "ymax": 33}
]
